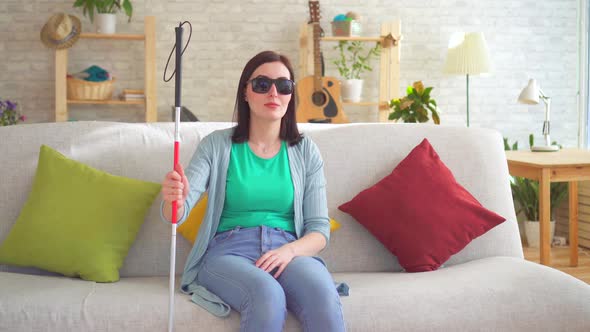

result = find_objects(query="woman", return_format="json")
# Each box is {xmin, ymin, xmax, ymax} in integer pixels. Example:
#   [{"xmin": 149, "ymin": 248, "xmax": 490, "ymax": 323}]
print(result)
[{"xmin": 161, "ymin": 51, "xmax": 346, "ymax": 332}]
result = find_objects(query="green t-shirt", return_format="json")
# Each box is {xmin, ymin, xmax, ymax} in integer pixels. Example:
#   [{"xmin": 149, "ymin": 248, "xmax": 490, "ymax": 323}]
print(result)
[{"xmin": 217, "ymin": 140, "xmax": 295, "ymax": 233}]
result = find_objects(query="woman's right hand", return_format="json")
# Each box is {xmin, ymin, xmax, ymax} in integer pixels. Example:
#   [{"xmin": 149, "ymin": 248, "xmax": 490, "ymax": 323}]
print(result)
[{"xmin": 162, "ymin": 163, "xmax": 189, "ymax": 208}]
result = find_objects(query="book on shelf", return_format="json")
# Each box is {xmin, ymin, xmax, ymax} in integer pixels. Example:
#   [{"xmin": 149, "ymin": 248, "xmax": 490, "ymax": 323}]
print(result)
[{"xmin": 119, "ymin": 89, "xmax": 145, "ymax": 101}]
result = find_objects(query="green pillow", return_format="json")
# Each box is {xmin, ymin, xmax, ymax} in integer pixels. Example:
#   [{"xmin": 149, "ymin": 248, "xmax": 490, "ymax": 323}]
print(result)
[{"xmin": 0, "ymin": 145, "xmax": 161, "ymax": 282}]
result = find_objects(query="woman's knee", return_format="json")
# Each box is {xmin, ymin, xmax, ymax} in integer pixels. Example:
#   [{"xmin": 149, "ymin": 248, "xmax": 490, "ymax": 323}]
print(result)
[
  {"xmin": 281, "ymin": 257, "xmax": 335, "ymax": 293},
  {"xmin": 242, "ymin": 281, "xmax": 287, "ymax": 331},
  {"xmin": 279, "ymin": 257, "xmax": 345, "ymax": 328},
  {"xmin": 292, "ymin": 288, "xmax": 344, "ymax": 332},
  {"xmin": 247, "ymin": 279, "xmax": 286, "ymax": 312}
]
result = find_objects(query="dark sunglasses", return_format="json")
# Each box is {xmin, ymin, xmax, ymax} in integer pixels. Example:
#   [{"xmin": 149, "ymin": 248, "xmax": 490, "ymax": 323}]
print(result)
[{"xmin": 247, "ymin": 76, "xmax": 295, "ymax": 95}]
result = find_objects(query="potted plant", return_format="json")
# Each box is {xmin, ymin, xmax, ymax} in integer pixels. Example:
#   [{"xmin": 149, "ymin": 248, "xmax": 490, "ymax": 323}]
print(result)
[
  {"xmin": 504, "ymin": 135, "xmax": 568, "ymax": 247},
  {"xmin": 0, "ymin": 99, "xmax": 26, "ymax": 126},
  {"xmin": 388, "ymin": 81, "xmax": 440, "ymax": 124},
  {"xmin": 73, "ymin": 0, "xmax": 133, "ymax": 34},
  {"xmin": 332, "ymin": 40, "xmax": 381, "ymax": 102}
]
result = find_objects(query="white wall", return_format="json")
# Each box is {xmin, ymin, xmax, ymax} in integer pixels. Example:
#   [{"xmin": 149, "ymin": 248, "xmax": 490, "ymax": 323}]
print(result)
[{"xmin": 0, "ymin": 0, "xmax": 581, "ymax": 147}]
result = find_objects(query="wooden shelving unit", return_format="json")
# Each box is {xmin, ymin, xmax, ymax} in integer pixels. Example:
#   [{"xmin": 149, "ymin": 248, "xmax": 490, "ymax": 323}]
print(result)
[
  {"xmin": 67, "ymin": 99, "xmax": 145, "ymax": 105},
  {"xmin": 299, "ymin": 20, "xmax": 402, "ymax": 122},
  {"xmin": 54, "ymin": 16, "xmax": 157, "ymax": 122}
]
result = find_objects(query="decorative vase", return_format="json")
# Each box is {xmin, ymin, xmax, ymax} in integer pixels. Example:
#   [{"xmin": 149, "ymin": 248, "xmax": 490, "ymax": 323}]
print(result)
[
  {"xmin": 524, "ymin": 220, "xmax": 555, "ymax": 248},
  {"xmin": 341, "ymin": 79, "xmax": 363, "ymax": 102},
  {"xmin": 95, "ymin": 13, "xmax": 117, "ymax": 34}
]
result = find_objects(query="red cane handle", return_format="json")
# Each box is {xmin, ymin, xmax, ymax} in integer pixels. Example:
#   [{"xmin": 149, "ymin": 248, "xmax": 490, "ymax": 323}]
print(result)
[{"xmin": 171, "ymin": 141, "xmax": 180, "ymax": 224}]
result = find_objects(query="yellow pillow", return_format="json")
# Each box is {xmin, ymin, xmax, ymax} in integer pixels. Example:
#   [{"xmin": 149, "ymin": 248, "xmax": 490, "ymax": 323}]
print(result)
[
  {"xmin": 329, "ymin": 218, "xmax": 341, "ymax": 231},
  {"xmin": 177, "ymin": 194, "xmax": 341, "ymax": 245},
  {"xmin": 177, "ymin": 195, "xmax": 208, "ymax": 244}
]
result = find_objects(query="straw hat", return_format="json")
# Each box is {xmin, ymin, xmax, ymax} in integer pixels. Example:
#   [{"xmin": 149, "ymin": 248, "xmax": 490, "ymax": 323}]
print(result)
[{"xmin": 40, "ymin": 13, "xmax": 81, "ymax": 50}]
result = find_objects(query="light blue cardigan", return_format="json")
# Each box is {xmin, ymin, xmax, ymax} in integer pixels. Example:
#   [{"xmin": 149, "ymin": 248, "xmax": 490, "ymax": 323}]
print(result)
[{"xmin": 160, "ymin": 127, "xmax": 348, "ymax": 317}]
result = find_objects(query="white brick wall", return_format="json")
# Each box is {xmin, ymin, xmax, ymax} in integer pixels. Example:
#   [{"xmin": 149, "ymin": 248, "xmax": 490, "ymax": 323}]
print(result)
[{"xmin": 0, "ymin": 0, "xmax": 581, "ymax": 147}]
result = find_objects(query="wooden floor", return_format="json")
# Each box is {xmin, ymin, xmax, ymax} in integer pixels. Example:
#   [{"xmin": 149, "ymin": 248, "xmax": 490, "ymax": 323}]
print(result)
[{"xmin": 523, "ymin": 246, "xmax": 590, "ymax": 284}]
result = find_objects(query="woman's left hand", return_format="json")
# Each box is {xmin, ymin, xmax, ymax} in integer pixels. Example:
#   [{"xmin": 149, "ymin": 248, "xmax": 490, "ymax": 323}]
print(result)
[{"xmin": 255, "ymin": 244, "xmax": 296, "ymax": 278}]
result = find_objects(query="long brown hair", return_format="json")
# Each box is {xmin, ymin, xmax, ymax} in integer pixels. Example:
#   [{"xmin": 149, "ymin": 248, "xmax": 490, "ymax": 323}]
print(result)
[{"xmin": 232, "ymin": 50, "xmax": 302, "ymax": 146}]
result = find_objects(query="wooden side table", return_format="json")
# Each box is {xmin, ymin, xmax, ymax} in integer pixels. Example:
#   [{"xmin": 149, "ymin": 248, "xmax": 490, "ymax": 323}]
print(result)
[{"xmin": 506, "ymin": 149, "xmax": 590, "ymax": 266}]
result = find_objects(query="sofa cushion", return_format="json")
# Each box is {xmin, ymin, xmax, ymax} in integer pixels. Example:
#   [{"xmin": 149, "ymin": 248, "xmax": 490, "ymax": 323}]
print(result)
[
  {"xmin": 334, "ymin": 257, "xmax": 590, "ymax": 331},
  {"xmin": 0, "ymin": 145, "xmax": 161, "ymax": 282},
  {"xmin": 2, "ymin": 258, "xmax": 589, "ymax": 331},
  {"xmin": 0, "ymin": 271, "xmax": 302, "ymax": 331},
  {"xmin": 338, "ymin": 138, "xmax": 506, "ymax": 272}
]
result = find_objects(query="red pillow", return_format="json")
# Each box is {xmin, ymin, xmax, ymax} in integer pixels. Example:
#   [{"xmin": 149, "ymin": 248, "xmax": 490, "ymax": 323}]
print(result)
[{"xmin": 338, "ymin": 138, "xmax": 505, "ymax": 272}]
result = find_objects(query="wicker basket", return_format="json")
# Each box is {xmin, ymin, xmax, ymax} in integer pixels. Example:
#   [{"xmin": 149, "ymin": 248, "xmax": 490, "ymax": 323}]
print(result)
[
  {"xmin": 331, "ymin": 20, "xmax": 362, "ymax": 37},
  {"xmin": 67, "ymin": 76, "xmax": 115, "ymax": 100}
]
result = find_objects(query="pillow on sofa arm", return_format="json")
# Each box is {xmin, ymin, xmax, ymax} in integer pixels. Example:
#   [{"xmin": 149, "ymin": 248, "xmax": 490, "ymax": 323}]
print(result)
[
  {"xmin": 338, "ymin": 138, "xmax": 506, "ymax": 272},
  {"xmin": 0, "ymin": 145, "xmax": 161, "ymax": 282}
]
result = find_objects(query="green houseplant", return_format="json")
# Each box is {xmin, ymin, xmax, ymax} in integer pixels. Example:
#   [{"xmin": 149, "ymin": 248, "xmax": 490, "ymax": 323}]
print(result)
[
  {"xmin": 73, "ymin": 0, "xmax": 133, "ymax": 23},
  {"xmin": 388, "ymin": 81, "xmax": 440, "ymax": 124},
  {"xmin": 504, "ymin": 135, "xmax": 567, "ymax": 247},
  {"xmin": 332, "ymin": 41, "xmax": 381, "ymax": 80},
  {"xmin": 332, "ymin": 41, "xmax": 381, "ymax": 102}
]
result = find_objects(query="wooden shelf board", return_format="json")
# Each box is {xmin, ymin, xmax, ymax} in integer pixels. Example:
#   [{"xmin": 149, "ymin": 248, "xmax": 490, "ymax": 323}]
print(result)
[
  {"xmin": 343, "ymin": 101, "xmax": 381, "ymax": 106},
  {"xmin": 67, "ymin": 99, "xmax": 145, "ymax": 105},
  {"xmin": 343, "ymin": 101, "xmax": 390, "ymax": 110},
  {"xmin": 322, "ymin": 36, "xmax": 381, "ymax": 42},
  {"xmin": 80, "ymin": 33, "xmax": 145, "ymax": 41}
]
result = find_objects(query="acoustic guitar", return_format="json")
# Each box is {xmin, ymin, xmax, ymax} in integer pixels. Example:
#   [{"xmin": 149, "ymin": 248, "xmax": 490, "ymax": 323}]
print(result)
[{"xmin": 296, "ymin": 1, "xmax": 349, "ymax": 124}]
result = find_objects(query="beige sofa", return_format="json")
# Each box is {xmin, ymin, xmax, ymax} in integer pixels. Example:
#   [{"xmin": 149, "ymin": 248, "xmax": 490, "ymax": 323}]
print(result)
[{"xmin": 1, "ymin": 121, "xmax": 589, "ymax": 331}]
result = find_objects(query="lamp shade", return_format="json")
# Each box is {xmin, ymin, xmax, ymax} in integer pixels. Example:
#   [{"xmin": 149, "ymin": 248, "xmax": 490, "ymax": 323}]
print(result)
[
  {"xmin": 444, "ymin": 32, "xmax": 491, "ymax": 75},
  {"xmin": 517, "ymin": 79, "xmax": 540, "ymax": 104}
]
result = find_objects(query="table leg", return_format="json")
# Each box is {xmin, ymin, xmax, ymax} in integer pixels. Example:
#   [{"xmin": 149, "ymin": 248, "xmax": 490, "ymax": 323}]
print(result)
[
  {"xmin": 539, "ymin": 168, "xmax": 551, "ymax": 265},
  {"xmin": 569, "ymin": 181, "xmax": 579, "ymax": 267}
]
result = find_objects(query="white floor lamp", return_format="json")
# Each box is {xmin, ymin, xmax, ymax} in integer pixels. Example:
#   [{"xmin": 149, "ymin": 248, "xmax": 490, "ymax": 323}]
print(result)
[{"xmin": 444, "ymin": 32, "xmax": 491, "ymax": 127}]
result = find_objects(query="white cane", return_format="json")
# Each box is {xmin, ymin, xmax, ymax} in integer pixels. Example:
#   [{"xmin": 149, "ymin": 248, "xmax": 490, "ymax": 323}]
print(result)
[{"xmin": 167, "ymin": 21, "xmax": 188, "ymax": 332}]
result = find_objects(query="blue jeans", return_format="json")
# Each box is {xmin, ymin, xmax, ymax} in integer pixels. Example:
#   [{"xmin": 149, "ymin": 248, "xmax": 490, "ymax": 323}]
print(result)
[{"xmin": 197, "ymin": 225, "xmax": 345, "ymax": 332}]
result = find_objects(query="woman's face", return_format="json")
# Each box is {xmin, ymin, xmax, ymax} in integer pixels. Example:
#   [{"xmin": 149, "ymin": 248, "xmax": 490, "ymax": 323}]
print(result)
[{"xmin": 244, "ymin": 61, "xmax": 293, "ymax": 124}]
